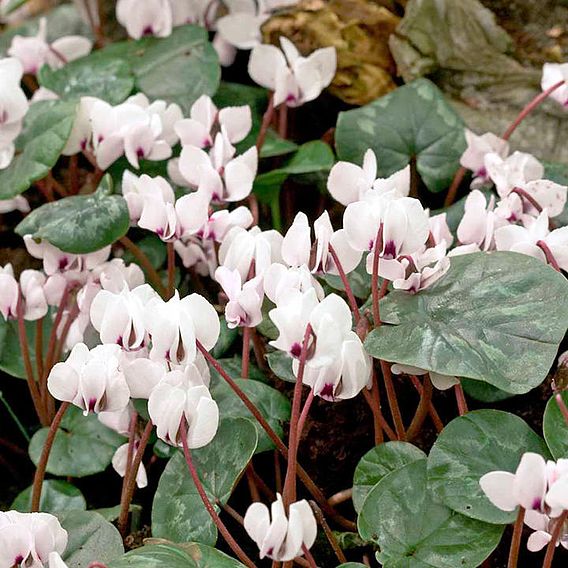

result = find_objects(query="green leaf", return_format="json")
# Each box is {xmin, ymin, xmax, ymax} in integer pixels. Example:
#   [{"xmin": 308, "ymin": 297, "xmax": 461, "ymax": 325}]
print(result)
[
  {"xmin": 352, "ymin": 442, "xmax": 426, "ymax": 513},
  {"xmin": 0, "ymin": 316, "xmax": 52, "ymax": 379},
  {"xmin": 210, "ymin": 376, "xmax": 291, "ymax": 453},
  {"xmin": 209, "ymin": 356, "xmax": 266, "ymax": 383},
  {"xmin": 29, "ymin": 406, "xmax": 125, "ymax": 477},
  {"xmin": 359, "ymin": 460, "xmax": 503, "ymax": 568},
  {"xmin": 266, "ymin": 350, "xmax": 295, "ymax": 383},
  {"xmin": 0, "ymin": 100, "xmax": 76, "ymax": 199},
  {"xmin": 109, "ymin": 543, "xmax": 245, "ymax": 568},
  {"xmin": 364, "ymin": 252, "xmax": 568, "ymax": 394},
  {"xmin": 11, "ymin": 480, "xmax": 86, "ymax": 513},
  {"xmin": 39, "ymin": 58, "xmax": 134, "ymax": 104},
  {"xmin": 92, "ymin": 504, "xmax": 142, "ymax": 523},
  {"xmin": 544, "ymin": 392, "xmax": 568, "ymax": 459},
  {"xmin": 1, "ymin": 0, "xmax": 29, "ymax": 16},
  {"xmin": 427, "ymin": 409, "xmax": 550, "ymax": 524},
  {"xmin": 461, "ymin": 378, "xmax": 514, "ymax": 403},
  {"xmin": 335, "ymin": 78, "xmax": 466, "ymax": 193},
  {"xmin": 16, "ymin": 175, "xmax": 130, "ymax": 254},
  {"xmin": 336, "ymin": 564, "xmax": 367, "ymax": 568},
  {"xmin": 152, "ymin": 417, "xmax": 257, "ymax": 545},
  {"xmin": 92, "ymin": 26, "xmax": 219, "ymax": 115},
  {"xmin": 211, "ymin": 317, "xmax": 238, "ymax": 359},
  {"xmin": 322, "ymin": 259, "xmax": 371, "ymax": 300},
  {"xmin": 59, "ymin": 510, "xmax": 124, "ymax": 568}
]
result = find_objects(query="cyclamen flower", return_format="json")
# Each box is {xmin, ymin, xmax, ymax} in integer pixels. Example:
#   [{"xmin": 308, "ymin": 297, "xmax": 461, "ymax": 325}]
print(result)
[
  {"xmin": 248, "ymin": 37, "xmax": 336, "ymax": 107},
  {"xmin": 198, "ymin": 206, "xmax": 254, "ymax": 242},
  {"xmin": 215, "ymin": 266, "xmax": 264, "ymax": 328},
  {"xmin": 0, "ymin": 195, "xmax": 30, "ymax": 214},
  {"xmin": 281, "ymin": 211, "xmax": 361, "ymax": 275},
  {"xmin": 19, "ymin": 269, "xmax": 49, "ymax": 321},
  {"xmin": 48, "ymin": 343, "xmax": 130, "ymax": 415},
  {"xmin": 8, "ymin": 17, "xmax": 92, "ymax": 75},
  {"xmin": 0, "ymin": 263, "xmax": 19, "ymax": 320},
  {"xmin": 48, "ymin": 552, "xmax": 69, "ymax": 568},
  {"xmin": 148, "ymin": 367, "xmax": 219, "ymax": 448},
  {"xmin": 0, "ymin": 58, "xmax": 28, "ymax": 170},
  {"xmin": 460, "ymin": 130, "xmax": 509, "ymax": 187},
  {"xmin": 175, "ymin": 94, "xmax": 252, "ymax": 150},
  {"xmin": 112, "ymin": 441, "xmax": 148, "ymax": 489},
  {"xmin": 495, "ymin": 210, "xmax": 568, "ymax": 271},
  {"xmin": 145, "ymin": 292, "xmax": 220, "ymax": 365},
  {"xmin": 327, "ymin": 149, "xmax": 410, "ymax": 206},
  {"xmin": 0, "ymin": 511, "xmax": 68, "ymax": 568},
  {"xmin": 116, "ymin": 0, "xmax": 173, "ymax": 39},
  {"xmin": 264, "ymin": 263, "xmax": 324, "ymax": 306},
  {"xmin": 244, "ymin": 493, "xmax": 317, "ymax": 561},
  {"xmin": 219, "ymin": 226, "xmax": 283, "ymax": 280},
  {"xmin": 174, "ymin": 237, "xmax": 217, "ymax": 277},
  {"xmin": 541, "ymin": 62, "xmax": 568, "ymax": 107}
]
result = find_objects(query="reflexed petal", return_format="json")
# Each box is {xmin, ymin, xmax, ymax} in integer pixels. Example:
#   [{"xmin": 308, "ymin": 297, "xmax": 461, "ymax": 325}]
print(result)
[
  {"xmin": 244, "ymin": 502, "xmax": 271, "ymax": 549},
  {"xmin": 282, "ymin": 212, "xmax": 311, "ymax": 267},
  {"xmin": 513, "ymin": 452, "xmax": 547, "ymax": 511},
  {"xmin": 248, "ymin": 43, "xmax": 287, "ymax": 91},
  {"xmin": 527, "ymin": 530, "xmax": 552, "ymax": 552},
  {"xmin": 327, "ymin": 162, "xmax": 368, "ymax": 206},
  {"xmin": 479, "ymin": 471, "xmax": 517, "ymax": 511}
]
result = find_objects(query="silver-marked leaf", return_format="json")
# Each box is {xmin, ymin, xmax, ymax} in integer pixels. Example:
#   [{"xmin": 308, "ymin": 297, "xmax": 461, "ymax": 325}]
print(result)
[
  {"xmin": 0, "ymin": 100, "xmax": 76, "ymax": 199},
  {"xmin": 427, "ymin": 410, "xmax": 550, "ymax": 524},
  {"xmin": 109, "ymin": 543, "xmax": 245, "ymax": 568},
  {"xmin": 29, "ymin": 405, "xmax": 125, "ymax": 477},
  {"xmin": 16, "ymin": 175, "xmax": 129, "ymax": 254},
  {"xmin": 335, "ymin": 78, "xmax": 466, "ymax": 193},
  {"xmin": 364, "ymin": 252, "xmax": 568, "ymax": 394},
  {"xmin": 353, "ymin": 442, "xmax": 426, "ymax": 513},
  {"xmin": 359, "ymin": 460, "xmax": 503, "ymax": 568},
  {"xmin": 152, "ymin": 417, "xmax": 257, "ymax": 545},
  {"xmin": 11, "ymin": 480, "xmax": 86, "ymax": 513},
  {"xmin": 59, "ymin": 510, "xmax": 124, "ymax": 568}
]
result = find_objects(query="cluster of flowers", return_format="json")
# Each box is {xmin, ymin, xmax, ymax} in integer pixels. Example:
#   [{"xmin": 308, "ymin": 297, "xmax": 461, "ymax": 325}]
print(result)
[
  {"xmin": 0, "ymin": 510, "xmax": 69, "ymax": 568},
  {"xmin": 481, "ymin": 453, "xmax": 568, "ymax": 551}
]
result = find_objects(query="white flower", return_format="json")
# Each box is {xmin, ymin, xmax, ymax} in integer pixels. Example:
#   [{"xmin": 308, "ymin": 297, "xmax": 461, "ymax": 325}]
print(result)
[
  {"xmin": 215, "ymin": 266, "xmax": 263, "ymax": 328},
  {"xmin": 541, "ymin": 62, "xmax": 568, "ymax": 107},
  {"xmin": 198, "ymin": 206, "xmax": 254, "ymax": 242},
  {"xmin": 390, "ymin": 364, "xmax": 459, "ymax": 391},
  {"xmin": 174, "ymin": 238, "xmax": 217, "ymax": 277},
  {"xmin": 48, "ymin": 552, "xmax": 69, "ymax": 568},
  {"xmin": 148, "ymin": 367, "xmax": 219, "ymax": 448},
  {"xmin": 263, "ymin": 263, "xmax": 324, "ymax": 305},
  {"xmin": 19, "ymin": 269, "xmax": 48, "ymax": 321},
  {"xmin": 145, "ymin": 292, "xmax": 220, "ymax": 365},
  {"xmin": 327, "ymin": 149, "xmax": 409, "ymax": 206},
  {"xmin": 116, "ymin": 0, "xmax": 173, "ymax": 39},
  {"xmin": 0, "ymin": 263, "xmax": 19, "ymax": 320},
  {"xmin": 0, "ymin": 195, "xmax": 30, "ymax": 214},
  {"xmin": 48, "ymin": 343, "xmax": 131, "ymax": 415},
  {"xmin": 248, "ymin": 37, "xmax": 336, "ymax": 107},
  {"xmin": 0, "ymin": 511, "xmax": 67, "ymax": 568},
  {"xmin": 8, "ymin": 17, "xmax": 92, "ymax": 75},
  {"xmin": 460, "ymin": 130, "xmax": 509, "ymax": 186},
  {"xmin": 244, "ymin": 494, "xmax": 317, "ymax": 561},
  {"xmin": 0, "ymin": 58, "xmax": 28, "ymax": 170},
  {"xmin": 112, "ymin": 441, "xmax": 148, "ymax": 488},
  {"xmin": 219, "ymin": 226, "xmax": 283, "ymax": 280}
]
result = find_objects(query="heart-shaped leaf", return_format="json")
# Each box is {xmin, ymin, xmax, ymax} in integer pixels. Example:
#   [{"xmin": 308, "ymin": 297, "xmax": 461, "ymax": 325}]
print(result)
[
  {"xmin": 11, "ymin": 480, "xmax": 86, "ymax": 513},
  {"xmin": 16, "ymin": 175, "xmax": 130, "ymax": 254},
  {"xmin": 359, "ymin": 460, "xmax": 503, "ymax": 567},
  {"xmin": 59, "ymin": 510, "xmax": 124, "ymax": 568},
  {"xmin": 427, "ymin": 410, "xmax": 550, "ymax": 524},
  {"xmin": 335, "ymin": 78, "xmax": 466, "ymax": 193},
  {"xmin": 109, "ymin": 543, "xmax": 245, "ymax": 567},
  {"xmin": 0, "ymin": 100, "xmax": 76, "ymax": 199},
  {"xmin": 29, "ymin": 405, "xmax": 125, "ymax": 477},
  {"xmin": 152, "ymin": 417, "xmax": 257, "ymax": 545},
  {"xmin": 353, "ymin": 442, "xmax": 426, "ymax": 513},
  {"xmin": 365, "ymin": 252, "xmax": 568, "ymax": 394},
  {"xmin": 210, "ymin": 376, "xmax": 290, "ymax": 453}
]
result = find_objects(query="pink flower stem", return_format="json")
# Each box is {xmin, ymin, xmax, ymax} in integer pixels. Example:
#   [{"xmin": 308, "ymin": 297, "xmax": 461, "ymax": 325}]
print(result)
[
  {"xmin": 31, "ymin": 402, "xmax": 69, "ymax": 511},
  {"xmin": 119, "ymin": 412, "xmax": 138, "ymax": 510},
  {"xmin": 310, "ymin": 500, "xmax": 347, "ymax": 564},
  {"xmin": 537, "ymin": 240, "xmax": 562, "ymax": 272},
  {"xmin": 406, "ymin": 374, "xmax": 433, "ymax": 440},
  {"xmin": 508, "ymin": 507, "xmax": 525, "ymax": 568},
  {"xmin": 542, "ymin": 509, "xmax": 568, "ymax": 568},
  {"xmin": 503, "ymin": 81, "xmax": 565, "ymax": 141},
  {"xmin": 283, "ymin": 324, "xmax": 313, "ymax": 508},
  {"xmin": 242, "ymin": 326, "xmax": 251, "ymax": 379},
  {"xmin": 278, "ymin": 104, "xmax": 288, "ymax": 139},
  {"xmin": 196, "ymin": 341, "xmax": 357, "ymax": 531},
  {"xmin": 410, "ymin": 375, "xmax": 444, "ymax": 432},
  {"xmin": 88, "ymin": 563, "xmax": 109, "ymax": 568},
  {"xmin": 167, "ymin": 241, "xmax": 176, "ymax": 299},
  {"xmin": 328, "ymin": 244, "xmax": 361, "ymax": 323},
  {"xmin": 120, "ymin": 236, "xmax": 167, "ymax": 298},
  {"xmin": 180, "ymin": 421, "xmax": 257, "ymax": 568},
  {"xmin": 444, "ymin": 166, "xmax": 467, "ymax": 208},
  {"xmin": 35, "ymin": 318, "xmax": 44, "ymax": 389},
  {"xmin": 301, "ymin": 545, "xmax": 318, "ymax": 568},
  {"xmin": 256, "ymin": 93, "xmax": 275, "ymax": 153},
  {"xmin": 17, "ymin": 292, "xmax": 46, "ymax": 426},
  {"xmin": 371, "ymin": 226, "xmax": 384, "ymax": 328},
  {"xmin": 118, "ymin": 420, "xmax": 153, "ymax": 538},
  {"xmin": 454, "ymin": 382, "xmax": 468, "ymax": 416},
  {"xmin": 380, "ymin": 359, "xmax": 406, "ymax": 440},
  {"xmin": 296, "ymin": 389, "xmax": 314, "ymax": 440}
]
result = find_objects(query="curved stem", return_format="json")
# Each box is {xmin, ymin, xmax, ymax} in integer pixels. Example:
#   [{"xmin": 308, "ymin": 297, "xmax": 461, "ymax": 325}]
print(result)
[
  {"xmin": 328, "ymin": 244, "xmax": 361, "ymax": 323},
  {"xmin": 167, "ymin": 241, "xmax": 176, "ymax": 299},
  {"xmin": 197, "ymin": 341, "xmax": 356, "ymax": 531},
  {"xmin": 362, "ymin": 388, "xmax": 395, "ymax": 441},
  {"xmin": 508, "ymin": 507, "xmax": 525, "ymax": 568},
  {"xmin": 118, "ymin": 420, "xmax": 153, "ymax": 537},
  {"xmin": 410, "ymin": 375, "xmax": 444, "ymax": 432},
  {"xmin": 310, "ymin": 501, "xmax": 347, "ymax": 564},
  {"xmin": 380, "ymin": 360, "xmax": 405, "ymax": 440},
  {"xmin": 180, "ymin": 422, "xmax": 256, "ymax": 568},
  {"xmin": 301, "ymin": 545, "xmax": 317, "ymax": 568},
  {"xmin": 31, "ymin": 402, "xmax": 69, "ymax": 511},
  {"xmin": 283, "ymin": 325, "xmax": 313, "ymax": 507},
  {"xmin": 537, "ymin": 240, "xmax": 562, "ymax": 272},
  {"xmin": 503, "ymin": 80, "xmax": 565, "ymax": 141},
  {"xmin": 444, "ymin": 166, "xmax": 467, "ymax": 207},
  {"xmin": 296, "ymin": 389, "xmax": 314, "ymax": 442},
  {"xmin": 454, "ymin": 382, "xmax": 468, "ymax": 416},
  {"xmin": 541, "ymin": 509, "xmax": 568, "ymax": 568},
  {"xmin": 406, "ymin": 374, "xmax": 433, "ymax": 440},
  {"xmin": 120, "ymin": 236, "xmax": 167, "ymax": 298}
]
